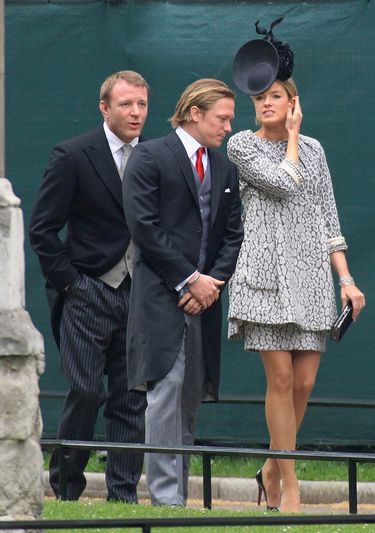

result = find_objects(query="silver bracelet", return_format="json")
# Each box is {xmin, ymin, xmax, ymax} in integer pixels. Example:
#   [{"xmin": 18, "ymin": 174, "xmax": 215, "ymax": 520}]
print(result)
[{"xmin": 339, "ymin": 275, "xmax": 354, "ymax": 287}]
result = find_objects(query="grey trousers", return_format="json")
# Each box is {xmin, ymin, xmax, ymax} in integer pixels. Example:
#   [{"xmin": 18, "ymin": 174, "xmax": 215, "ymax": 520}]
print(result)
[{"xmin": 145, "ymin": 315, "xmax": 207, "ymax": 506}]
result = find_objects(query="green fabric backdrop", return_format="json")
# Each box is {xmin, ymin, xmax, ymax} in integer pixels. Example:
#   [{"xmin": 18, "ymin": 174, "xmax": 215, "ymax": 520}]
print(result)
[{"xmin": 5, "ymin": 0, "xmax": 374, "ymax": 446}]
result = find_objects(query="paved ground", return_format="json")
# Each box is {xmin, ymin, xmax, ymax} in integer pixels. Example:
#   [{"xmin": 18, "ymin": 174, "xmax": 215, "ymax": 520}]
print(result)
[{"xmin": 185, "ymin": 498, "xmax": 375, "ymax": 514}]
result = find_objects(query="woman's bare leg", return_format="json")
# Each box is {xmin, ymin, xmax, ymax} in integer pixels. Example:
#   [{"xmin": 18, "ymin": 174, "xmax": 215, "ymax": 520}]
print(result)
[
  {"xmin": 260, "ymin": 440, "xmax": 281, "ymax": 508},
  {"xmin": 261, "ymin": 350, "xmax": 299, "ymax": 511},
  {"xmin": 260, "ymin": 350, "xmax": 321, "ymax": 511},
  {"xmin": 292, "ymin": 350, "xmax": 321, "ymax": 430}
]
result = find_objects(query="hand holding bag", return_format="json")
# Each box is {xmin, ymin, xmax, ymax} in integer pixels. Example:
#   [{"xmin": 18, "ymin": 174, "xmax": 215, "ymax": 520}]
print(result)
[{"xmin": 330, "ymin": 301, "xmax": 353, "ymax": 342}]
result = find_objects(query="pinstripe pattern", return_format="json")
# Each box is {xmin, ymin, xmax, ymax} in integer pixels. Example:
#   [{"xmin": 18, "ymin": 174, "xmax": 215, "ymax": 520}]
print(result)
[{"xmin": 49, "ymin": 274, "xmax": 146, "ymax": 502}]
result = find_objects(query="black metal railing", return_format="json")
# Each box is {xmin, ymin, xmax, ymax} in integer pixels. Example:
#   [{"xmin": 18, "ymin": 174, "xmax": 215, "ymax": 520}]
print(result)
[
  {"xmin": 40, "ymin": 390, "xmax": 375, "ymax": 410},
  {"xmin": 217, "ymin": 395, "xmax": 375, "ymax": 409},
  {"xmin": 0, "ymin": 513, "xmax": 375, "ymax": 531},
  {"xmin": 40, "ymin": 438, "xmax": 375, "ymax": 514},
  {"xmin": 31, "ymin": 393, "xmax": 375, "ymax": 530}
]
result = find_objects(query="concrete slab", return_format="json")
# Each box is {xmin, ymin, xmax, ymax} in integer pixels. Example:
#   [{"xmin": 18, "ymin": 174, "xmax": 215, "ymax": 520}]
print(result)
[{"xmin": 43, "ymin": 472, "xmax": 375, "ymax": 507}]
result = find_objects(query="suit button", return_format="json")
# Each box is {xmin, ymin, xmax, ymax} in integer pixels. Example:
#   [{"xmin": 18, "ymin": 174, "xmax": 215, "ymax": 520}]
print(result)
[{"xmin": 197, "ymin": 228, "xmax": 202, "ymax": 234}]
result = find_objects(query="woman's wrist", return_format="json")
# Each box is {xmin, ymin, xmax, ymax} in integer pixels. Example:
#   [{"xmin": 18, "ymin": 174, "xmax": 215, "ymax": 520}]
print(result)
[
  {"xmin": 339, "ymin": 275, "xmax": 355, "ymax": 287},
  {"xmin": 287, "ymin": 131, "xmax": 299, "ymax": 147}
]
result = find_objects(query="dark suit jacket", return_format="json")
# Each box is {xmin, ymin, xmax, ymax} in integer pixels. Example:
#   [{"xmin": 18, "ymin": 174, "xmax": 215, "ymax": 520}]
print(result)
[
  {"xmin": 123, "ymin": 131, "xmax": 243, "ymax": 398},
  {"xmin": 29, "ymin": 126, "xmax": 137, "ymax": 346}
]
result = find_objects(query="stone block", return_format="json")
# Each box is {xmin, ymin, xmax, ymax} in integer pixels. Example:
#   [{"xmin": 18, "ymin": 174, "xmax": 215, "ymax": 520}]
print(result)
[
  {"xmin": 0, "ymin": 184, "xmax": 24, "ymax": 311},
  {"xmin": 0, "ymin": 310, "xmax": 44, "ymax": 363},
  {"xmin": 0, "ymin": 356, "xmax": 42, "ymax": 440},
  {"xmin": 0, "ymin": 439, "xmax": 43, "ymax": 518}
]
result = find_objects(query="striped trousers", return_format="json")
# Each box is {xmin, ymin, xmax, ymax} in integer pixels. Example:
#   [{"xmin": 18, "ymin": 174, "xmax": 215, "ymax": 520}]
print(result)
[{"xmin": 49, "ymin": 273, "xmax": 146, "ymax": 502}]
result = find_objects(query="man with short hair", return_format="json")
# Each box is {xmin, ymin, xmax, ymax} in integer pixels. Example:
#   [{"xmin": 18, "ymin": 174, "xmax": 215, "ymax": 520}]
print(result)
[
  {"xmin": 29, "ymin": 70, "xmax": 149, "ymax": 502},
  {"xmin": 123, "ymin": 78, "xmax": 244, "ymax": 506}
]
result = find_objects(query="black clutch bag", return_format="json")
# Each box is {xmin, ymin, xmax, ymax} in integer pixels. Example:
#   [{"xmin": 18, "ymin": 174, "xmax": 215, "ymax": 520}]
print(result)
[{"xmin": 330, "ymin": 301, "xmax": 353, "ymax": 342}]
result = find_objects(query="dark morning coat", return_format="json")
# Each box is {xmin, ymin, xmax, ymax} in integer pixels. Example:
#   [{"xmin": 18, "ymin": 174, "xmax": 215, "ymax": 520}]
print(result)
[
  {"xmin": 29, "ymin": 126, "xmax": 139, "ymax": 346},
  {"xmin": 123, "ymin": 131, "xmax": 244, "ymax": 399}
]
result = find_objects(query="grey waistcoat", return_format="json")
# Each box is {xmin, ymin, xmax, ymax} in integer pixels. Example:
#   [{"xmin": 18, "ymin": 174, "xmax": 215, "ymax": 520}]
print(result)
[{"xmin": 191, "ymin": 157, "xmax": 212, "ymax": 272}]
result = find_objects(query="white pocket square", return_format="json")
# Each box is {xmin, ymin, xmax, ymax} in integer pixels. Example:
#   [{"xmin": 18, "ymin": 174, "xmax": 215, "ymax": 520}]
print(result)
[{"xmin": 224, "ymin": 188, "xmax": 231, "ymax": 193}]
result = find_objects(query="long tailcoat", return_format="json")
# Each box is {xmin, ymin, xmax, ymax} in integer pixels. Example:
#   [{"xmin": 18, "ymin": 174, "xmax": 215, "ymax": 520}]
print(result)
[
  {"xmin": 123, "ymin": 131, "xmax": 243, "ymax": 398},
  {"xmin": 29, "ymin": 126, "xmax": 136, "ymax": 346}
]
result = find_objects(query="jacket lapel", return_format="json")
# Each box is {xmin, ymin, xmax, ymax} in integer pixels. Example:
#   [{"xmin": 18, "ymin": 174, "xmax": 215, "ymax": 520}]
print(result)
[
  {"xmin": 165, "ymin": 132, "xmax": 199, "ymax": 207},
  {"xmin": 84, "ymin": 127, "xmax": 123, "ymax": 209},
  {"xmin": 207, "ymin": 148, "xmax": 222, "ymax": 227}
]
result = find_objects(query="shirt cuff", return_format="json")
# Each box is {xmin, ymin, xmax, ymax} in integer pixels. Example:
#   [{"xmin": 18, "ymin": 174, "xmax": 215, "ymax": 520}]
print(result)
[{"xmin": 175, "ymin": 270, "xmax": 198, "ymax": 291}]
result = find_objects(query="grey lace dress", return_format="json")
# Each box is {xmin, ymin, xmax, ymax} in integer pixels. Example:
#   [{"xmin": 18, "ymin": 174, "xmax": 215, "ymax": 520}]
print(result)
[{"xmin": 227, "ymin": 130, "xmax": 347, "ymax": 352}]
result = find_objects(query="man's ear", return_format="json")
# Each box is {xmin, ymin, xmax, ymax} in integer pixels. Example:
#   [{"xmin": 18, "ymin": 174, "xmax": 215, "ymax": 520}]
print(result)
[
  {"xmin": 99, "ymin": 100, "xmax": 108, "ymax": 119},
  {"xmin": 190, "ymin": 106, "xmax": 202, "ymax": 123}
]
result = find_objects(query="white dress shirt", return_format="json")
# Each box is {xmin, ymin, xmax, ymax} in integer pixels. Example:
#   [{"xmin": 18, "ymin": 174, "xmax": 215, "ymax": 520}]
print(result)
[
  {"xmin": 98, "ymin": 123, "xmax": 139, "ymax": 287},
  {"xmin": 175, "ymin": 126, "xmax": 207, "ymax": 172},
  {"xmin": 103, "ymin": 122, "xmax": 138, "ymax": 173},
  {"xmin": 174, "ymin": 127, "xmax": 207, "ymax": 291}
]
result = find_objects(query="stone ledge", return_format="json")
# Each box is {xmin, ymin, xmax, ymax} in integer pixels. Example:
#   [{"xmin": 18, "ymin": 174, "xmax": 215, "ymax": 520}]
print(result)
[{"xmin": 43, "ymin": 472, "xmax": 375, "ymax": 504}]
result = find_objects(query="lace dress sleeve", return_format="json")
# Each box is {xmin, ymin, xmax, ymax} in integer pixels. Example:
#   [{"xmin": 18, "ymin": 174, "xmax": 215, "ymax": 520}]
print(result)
[
  {"xmin": 227, "ymin": 132, "xmax": 304, "ymax": 199},
  {"xmin": 317, "ymin": 143, "xmax": 347, "ymax": 253}
]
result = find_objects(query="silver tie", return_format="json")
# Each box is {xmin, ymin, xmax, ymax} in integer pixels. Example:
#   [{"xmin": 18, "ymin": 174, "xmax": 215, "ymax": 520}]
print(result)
[{"xmin": 119, "ymin": 143, "xmax": 132, "ymax": 179}]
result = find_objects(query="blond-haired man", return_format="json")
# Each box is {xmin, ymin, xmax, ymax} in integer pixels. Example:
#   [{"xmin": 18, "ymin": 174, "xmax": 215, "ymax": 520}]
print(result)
[
  {"xmin": 30, "ymin": 70, "xmax": 149, "ymax": 502},
  {"xmin": 123, "ymin": 79, "xmax": 243, "ymax": 506}
]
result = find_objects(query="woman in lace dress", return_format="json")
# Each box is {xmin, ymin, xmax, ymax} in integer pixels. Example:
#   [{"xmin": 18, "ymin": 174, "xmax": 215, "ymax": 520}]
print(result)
[{"xmin": 227, "ymin": 77, "xmax": 365, "ymax": 512}]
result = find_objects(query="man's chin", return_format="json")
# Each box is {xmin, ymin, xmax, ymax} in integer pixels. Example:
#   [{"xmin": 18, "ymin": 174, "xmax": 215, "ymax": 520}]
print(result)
[
  {"xmin": 125, "ymin": 128, "xmax": 141, "ymax": 139},
  {"xmin": 214, "ymin": 140, "xmax": 225, "ymax": 148}
]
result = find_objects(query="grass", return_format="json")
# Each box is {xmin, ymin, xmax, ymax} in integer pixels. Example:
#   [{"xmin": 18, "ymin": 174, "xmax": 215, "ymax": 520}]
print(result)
[
  {"xmin": 43, "ymin": 452, "xmax": 375, "ymax": 482},
  {"xmin": 41, "ymin": 452, "xmax": 375, "ymax": 532},
  {"xmin": 193, "ymin": 456, "xmax": 375, "ymax": 482},
  {"xmin": 42, "ymin": 499, "xmax": 375, "ymax": 533}
]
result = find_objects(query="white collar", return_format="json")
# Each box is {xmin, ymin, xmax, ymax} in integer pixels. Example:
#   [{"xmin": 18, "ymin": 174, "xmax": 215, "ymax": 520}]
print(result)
[
  {"xmin": 103, "ymin": 122, "xmax": 139, "ymax": 155},
  {"xmin": 175, "ymin": 126, "xmax": 205, "ymax": 159}
]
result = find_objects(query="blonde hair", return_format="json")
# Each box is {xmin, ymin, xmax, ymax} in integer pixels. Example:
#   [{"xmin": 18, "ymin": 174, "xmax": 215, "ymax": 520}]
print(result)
[
  {"xmin": 169, "ymin": 79, "xmax": 235, "ymax": 128},
  {"xmin": 253, "ymin": 78, "xmax": 298, "ymax": 125},
  {"xmin": 100, "ymin": 70, "xmax": 150, "ymax": 103}
]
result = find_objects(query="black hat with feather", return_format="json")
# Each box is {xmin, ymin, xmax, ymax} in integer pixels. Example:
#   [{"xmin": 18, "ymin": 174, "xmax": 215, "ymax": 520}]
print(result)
[{"xmin": 232, "ymin": 17, "xmax": 294, "ymax": 95}]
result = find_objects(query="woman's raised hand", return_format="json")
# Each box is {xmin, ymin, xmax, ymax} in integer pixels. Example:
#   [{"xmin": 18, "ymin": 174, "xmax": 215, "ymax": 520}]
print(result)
[{"xmin": 286, "ymin": 96, "xmax": 303, "ymax": 136}]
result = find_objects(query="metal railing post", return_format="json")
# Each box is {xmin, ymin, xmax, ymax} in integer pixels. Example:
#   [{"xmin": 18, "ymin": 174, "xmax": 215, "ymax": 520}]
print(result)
[
  {"xmin": 348, "ymin": 459, "xmax": 358, "ymax": 514},
  {"xmin": 202, "ymin": 452, "xmax": 212, "ymax": 509}
]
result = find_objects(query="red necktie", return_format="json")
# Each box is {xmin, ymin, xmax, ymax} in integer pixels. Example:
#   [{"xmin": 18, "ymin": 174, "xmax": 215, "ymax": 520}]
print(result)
[{"xmin": 195, "ymin": 147, "xmax": 205, "ymax": 183}]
